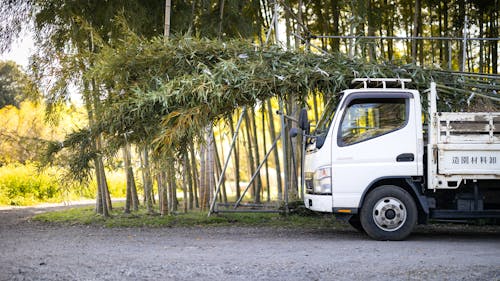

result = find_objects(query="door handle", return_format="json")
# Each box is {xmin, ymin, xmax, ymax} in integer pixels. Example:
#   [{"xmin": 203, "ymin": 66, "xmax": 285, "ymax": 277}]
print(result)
[{"xmin": 396, "ymin": 153, "xmax": 414, "ymax": 162}]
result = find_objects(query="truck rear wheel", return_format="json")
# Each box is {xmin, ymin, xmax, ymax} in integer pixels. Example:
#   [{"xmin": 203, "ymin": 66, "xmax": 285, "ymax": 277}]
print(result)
[{"xmin": 360, "ymin": 185, "xmax": 417, "ymax": 240}]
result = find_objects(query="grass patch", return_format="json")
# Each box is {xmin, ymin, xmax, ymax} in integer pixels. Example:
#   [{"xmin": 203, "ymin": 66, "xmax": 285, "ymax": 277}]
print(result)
[{"xmin": 32, "ymin": 202, "xmax": 346, "ymax": 229}]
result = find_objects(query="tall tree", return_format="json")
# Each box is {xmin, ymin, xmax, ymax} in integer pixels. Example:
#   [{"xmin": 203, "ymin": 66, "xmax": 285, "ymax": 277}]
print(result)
[
  {"xmin": 412, "ymin": 0, "xmax": 422, "ymax": 64},
  {"xmin": 250, "ymin": 109, "xmax": 263, "ymax": 203},
  {"xmin": 140, "ymin": 147, "xmax": 154, "ymax": 214},
  {"xmin": 21, "ymin": 0, "xmax": 165, "ymax": 215},
  {"xmin": 330, "ymin": 0, "xmax": 341, "ymax": 52},
  {"xmin": 267, "ymin": 100, "xmax": 282, "ymax": 200},
  {"xmin": 0, "ymin": 61, "xmax": 33, "ymax": 109},
  {"xmin": 229, "ymin": 114, "xmax": 241, "ymax": 200}
]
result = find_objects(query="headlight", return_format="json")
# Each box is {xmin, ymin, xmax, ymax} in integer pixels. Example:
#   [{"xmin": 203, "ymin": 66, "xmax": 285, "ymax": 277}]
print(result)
[{"xmin": 313, "ymin": 166, "xmax": 332, "ymax": 194}]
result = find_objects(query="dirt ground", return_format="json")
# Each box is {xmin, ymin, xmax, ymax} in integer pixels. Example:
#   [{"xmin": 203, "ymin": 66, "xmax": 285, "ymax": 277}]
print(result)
[{"xmin": 0, "ymin": 204, "xmax": 499, "ymax": 281}]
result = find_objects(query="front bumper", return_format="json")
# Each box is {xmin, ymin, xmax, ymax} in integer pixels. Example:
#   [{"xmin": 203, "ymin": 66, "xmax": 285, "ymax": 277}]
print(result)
[{"xmin": 304, "ymin": 193, "xmax": 333, "ymax": 213}]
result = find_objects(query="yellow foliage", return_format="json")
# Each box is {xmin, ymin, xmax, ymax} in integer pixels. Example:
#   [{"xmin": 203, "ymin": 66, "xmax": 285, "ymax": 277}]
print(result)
[
  {"xmin": 0, "ymin": 162, "xmax": 63, "ymax": 205},
  {"xmin": 0, "ymin": 101, "xmax": 86, "ymax": 164},
  {"xmin": 0, "ymin": 162, "xmax": 127, "ymax": 206}
]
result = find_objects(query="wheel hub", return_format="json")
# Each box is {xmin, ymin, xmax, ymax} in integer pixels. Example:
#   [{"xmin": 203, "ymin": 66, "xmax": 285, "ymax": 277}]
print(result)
[
  {"xmin": 373, "ymin": 197, "xmax": 407, "ymax": 232},
  {"xmin": 385, "ymin": 209, "xmax": 396, "ymax": 219}
]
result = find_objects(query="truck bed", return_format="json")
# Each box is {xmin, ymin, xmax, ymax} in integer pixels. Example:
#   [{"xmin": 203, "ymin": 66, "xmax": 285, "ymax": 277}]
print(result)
[{"xmin": 429, "ymin": 112, "xmax": 500, "ymax": 188}]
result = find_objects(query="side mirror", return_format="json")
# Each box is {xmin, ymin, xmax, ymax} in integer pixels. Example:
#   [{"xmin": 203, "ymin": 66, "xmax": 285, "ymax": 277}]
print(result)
[
  {"xmin": 289, "ymin": 127, "xmax": 299, "ymax": 138},
  {"xmin": 298, "ymin": 108, "xmax": 310, "ymax": 134}
]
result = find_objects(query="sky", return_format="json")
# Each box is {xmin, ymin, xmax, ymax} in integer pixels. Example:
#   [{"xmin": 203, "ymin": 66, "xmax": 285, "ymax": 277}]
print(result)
[
  {"xmin": 0, "ymin": 32, "xmax": 84, "ymax": 104},
  {"xmin": 0, "ymin": 33, "xmax": 34, "ymax": 70}
]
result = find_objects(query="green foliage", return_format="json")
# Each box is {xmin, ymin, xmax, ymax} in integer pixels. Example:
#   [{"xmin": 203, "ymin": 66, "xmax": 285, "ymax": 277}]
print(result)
[
  {"xmin": 36, "ymin": 23, "xmax": 493, "ymax": 183},
  {"xmin": 91, "ymin": 33, "xmax": 496, "ymax": 157},
  {"xmin": 0, "ymin": 163, "xmax": 127, "ymax": 206},
  {"xmin": 0, "ymin": 60, "xmax": 37, "ymax": 109},
  {"xmin": 42, "ymin": 24, "xmax": 498, "ymax": 185},
  {"xmin": 33, "ymin": 202, "xmax": 345, "ymax": 229},
  {"xmin": 0, "ymin": 163, "xmax": 60, "ymax": 205}
]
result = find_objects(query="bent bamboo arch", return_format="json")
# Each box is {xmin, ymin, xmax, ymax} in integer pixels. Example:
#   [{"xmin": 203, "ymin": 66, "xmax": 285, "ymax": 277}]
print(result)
[{"xmin": 90, "ymin": 35, "xmax": 499, "ymax": 155}]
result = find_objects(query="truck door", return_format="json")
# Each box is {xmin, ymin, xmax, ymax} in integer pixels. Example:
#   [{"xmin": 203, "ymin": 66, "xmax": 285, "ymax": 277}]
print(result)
[{"xmin": 330, "ymin": 92, "xmax": 419, "ymax": 208}]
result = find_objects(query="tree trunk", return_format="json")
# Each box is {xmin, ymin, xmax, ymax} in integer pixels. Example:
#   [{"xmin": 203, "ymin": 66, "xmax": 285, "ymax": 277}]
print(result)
[
  {"xmin": 312, "ymin": 93, "xmax": 319, "ymax": 128},
  {"xmin": 140, "ymin": 147, "xmax": 154, "ymax": 214},
  {"xmin": 199, "ymin": 127, "xmax": 213, "ymax": 210},
  {"xmin": 458, "ymin": 0, "xmax": 466, "ymax": 71},
  {"xmin": 404, "ymin": 11, "xmax": 411, "ymax": 60},
  {"xmin": 243, "ymin": 110, "xmax": 257, "ymax": 200},
  {"xmin": 190, "ymin": 0, "xmax": 196, "ymax": 32},
  {"xmin": 443, "ymin": 0, "xmax": 449, "ymax": 69},
  {"xmin": 267, "ymin": 99, "xmax": 282, "ymax": 200},
  {"xmin": 212, "ymin": 131, "xmax": 227, "ymax": 203},
  {"xmin": 261, "ymin": 0, "xmax": 272, "ymax": 29},
  {"xmin": 218, "ymin": 0, "xmax": 225, "ymax": 38},
  {"xmin": 168, "ymin": 158, "xmax": 178, "ymax": 212},
  {"xmin": 229, "ymin": 114, "xmax": 241, "ymax": 200},
  {"xmin": 418, "ymin": 1, "xmax": 424, "ymax": 66},
  {"xmin": 262, "ymin": 104, "xmax": 271, "ymax": 202},
  {"xmin": 367, "ymin": 0, "xmax": 376, "ymax": 62},
  {"xmin": 479, "ymin": 11, "xmax": 484, "ymax": 73},
  {"xmin": 386, "ymin": 3, "xmax": 394, "ymax": 61},
  {"xmin": 284, "ymin": 0, "xmax": 292, "ymax": 49},
  {"xmin": 131, "ymin": 165, "xmax": 139, "ymax": 212},
  {"xmin": 159, "ymin": 171, "xmax": 169, "ymax": 216},
  {"xmin": 286, "ymin": 98, "xmax": 299, "ymax": 200},
  {"xmin": 95, "ymin": 154, "xmax": 109, "ymax": 217},
  {"xmin": 250, "ymin": 109, "xmax": 262, "ymax": 203},
  {"xmin": 429, "ymin": 6, "xmax": 435, "ymax": 65},
  {"xmin": 83, "ymin": 81, "xmax": 109, "ymax": 217},
  {"xmin": 491, "ymin": 5, "xmax": 498, "ymax": 74},
  {"xmin": 123, "ymin": 146, "xmax": 131, "ymax": 214},
  {"xmin": 189, "ymin": 141, "xmax": 200, "ymax": 208},
  {"xmin": 312, "ymin": 0, "xmax": 326, "ymax": 50},
  {"xmin": 164, "ymin": 0, "xmax": 171, "ymax": 39},
  {"xmin": 84, "ymin": 32, "xmax": 110, "ymax": 217},
  {"xmin": 182, "ymin": 151, "xmax": 188, "ymax": 213},
  {"xmin": 412, "ymin": 0, "xmax": 421, "ymax": 64},
  {"xmin": 199, "ymin": 144, "xmax": 207, "ymax": 210},
  {"xmin": 330, "ymin": 0, "xmax": 340, "ymax": 52},
  {"xmin": 123, "ymin": 142, "xmax": 137, "ymax": 213},
  {"xmin": 438, "ymin": 1, "xmax": 443, "ymax": 66},
  {"xmin": 186, "ymin": 149, "xmax": 194, "ymax": 210},
  {"xmin": 295, "ymin": 0, "xmax": 303, "ymax": 50},
  {"xmin": 206, "ymin": 127, "xmax": 215, "ymax": 210}
]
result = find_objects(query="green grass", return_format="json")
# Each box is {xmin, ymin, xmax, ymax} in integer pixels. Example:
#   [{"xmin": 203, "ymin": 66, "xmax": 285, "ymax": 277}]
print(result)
[{"xmin": 32, "ymin": 202, "xmax": 346, "ymax": 229}]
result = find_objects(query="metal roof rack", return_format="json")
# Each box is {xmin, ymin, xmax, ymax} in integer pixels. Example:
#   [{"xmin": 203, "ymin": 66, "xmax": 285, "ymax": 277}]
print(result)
[{"xmin": 351, "ymin": 78, "xmax": 412, "ymax": 89}]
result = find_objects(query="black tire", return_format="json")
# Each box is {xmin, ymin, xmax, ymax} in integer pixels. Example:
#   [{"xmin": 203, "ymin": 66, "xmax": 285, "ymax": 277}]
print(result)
[
  {"xmin": 360, "ymin": 185, "xmax": 417, "ymax": 241},
  {"xmin": 348, "ymin": 215, "xmax": 365, "ymax": 233}
]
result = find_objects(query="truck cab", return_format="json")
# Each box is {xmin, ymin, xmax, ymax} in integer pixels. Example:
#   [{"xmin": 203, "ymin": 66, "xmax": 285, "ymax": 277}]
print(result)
[{"xmin": 302, "ymin": 78, "xmax": 500, "ymax": 240}]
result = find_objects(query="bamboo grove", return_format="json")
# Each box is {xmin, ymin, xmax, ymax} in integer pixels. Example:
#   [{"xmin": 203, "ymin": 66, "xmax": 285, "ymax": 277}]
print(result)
[
  {"xmin": 45, "ymin": 30, "xmax": 499, "ymax": 216},
  {"xmin": 1, "ymin": 0, "xmax": 498, "ymax": 215}
]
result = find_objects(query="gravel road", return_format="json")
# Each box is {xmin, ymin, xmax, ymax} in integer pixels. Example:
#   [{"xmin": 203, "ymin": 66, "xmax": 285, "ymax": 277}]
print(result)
[{"xmin": 0, "ymin": 205, "xmax": 499, "ymax": 281}]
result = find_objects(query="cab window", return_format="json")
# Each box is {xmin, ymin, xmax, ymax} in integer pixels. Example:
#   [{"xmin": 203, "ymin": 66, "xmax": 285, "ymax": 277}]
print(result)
[{"xmin": 339, "ymin": 98, "xmax": 408, "ymax": 146}]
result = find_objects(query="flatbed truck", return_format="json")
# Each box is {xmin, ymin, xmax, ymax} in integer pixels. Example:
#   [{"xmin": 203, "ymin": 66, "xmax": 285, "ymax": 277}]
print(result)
[{"xmin": 300, "ymin": 78, "xmax": 500, "ymax": 240}]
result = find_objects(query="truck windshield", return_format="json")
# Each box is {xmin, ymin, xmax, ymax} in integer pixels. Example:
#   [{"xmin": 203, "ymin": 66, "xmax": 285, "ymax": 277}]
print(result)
[
  {"xmin": 314, "ymin": 93, "xmax": 343, "ymax": 136},
  {"xmin": 312, "ymin": 93, "xmax": 343, "ymax": 149}
]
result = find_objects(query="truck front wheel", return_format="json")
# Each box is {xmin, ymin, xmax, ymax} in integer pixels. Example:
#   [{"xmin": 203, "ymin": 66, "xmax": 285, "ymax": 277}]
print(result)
[{"xmin": 360, "ymin": 185, "xmax": 417, "ymax": 240}]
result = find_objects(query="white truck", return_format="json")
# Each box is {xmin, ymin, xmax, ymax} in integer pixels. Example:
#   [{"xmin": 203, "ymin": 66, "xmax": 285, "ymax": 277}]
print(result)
[{"xmin": 299, "ymin": 78, "xmax": 500, "ymax": 240}]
